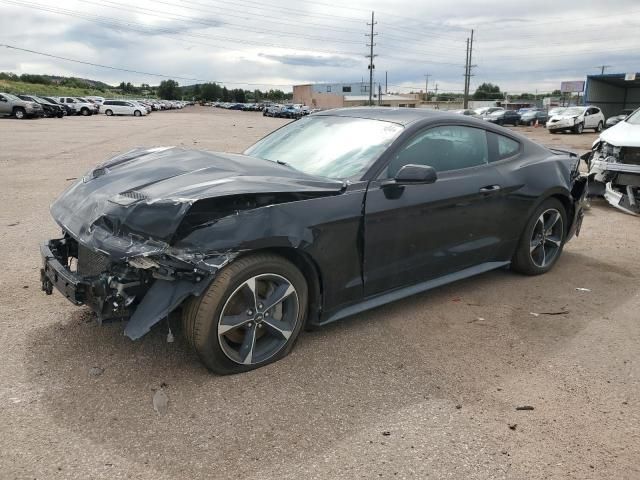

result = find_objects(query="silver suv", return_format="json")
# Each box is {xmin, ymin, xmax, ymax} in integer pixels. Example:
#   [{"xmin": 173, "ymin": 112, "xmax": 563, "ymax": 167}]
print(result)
[{"xmin": 0, "ymin": 92, "xmax": 44, "ymax": 119}]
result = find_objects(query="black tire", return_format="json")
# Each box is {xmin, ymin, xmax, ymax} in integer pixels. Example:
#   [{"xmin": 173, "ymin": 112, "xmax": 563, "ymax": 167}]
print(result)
[
  {"xmin": 81, "ymin": 107, "xmax": 90, "ymax": 116},
  {"xmin": 596, "ymin": 121, "xmax": 603, "ymax": 132},
  {"xmin": 134, "ymin": 110, "xmax": 141, "ymax": 117},
  {"xmin": 573, "ymin": 122, "xmax": 584, "ymax": 134},
  {"xmin": 105, "ymin": 109, "xmax": 113, "ymax": 116},
  {"xmin": 512, "ymin": 198, "xmax": 567, "ymax": 276},
  {"xmin": 182, "ymin": 253, "xmax": 308, "ymax": 374},
  {"xmin": 498, "ymin": 119, "xmax": 504, "ymax": 126},
  {"xmin": 13, "ymin": 107, "xmax": 26, "ymax": 119},
  {"xmin": 56, "ymin": 111, "xmax": 64, "ymax": 118}
]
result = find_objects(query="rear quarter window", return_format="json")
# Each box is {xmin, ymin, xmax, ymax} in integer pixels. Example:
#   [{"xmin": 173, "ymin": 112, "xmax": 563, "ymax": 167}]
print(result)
[{"xmin": 489, "ymin": 132, "xmax": 521, "ymax": 161}]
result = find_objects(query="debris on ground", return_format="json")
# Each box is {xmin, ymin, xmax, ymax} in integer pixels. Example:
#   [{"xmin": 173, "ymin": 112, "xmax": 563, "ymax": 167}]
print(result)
[
  {"xmin": 455, "ymin": 404, "xmax": 462, "ymax": 409},
  {"xmin": 508, "ymin": 423, "xmax": 517, "ymax": 430},
  {"xmin": 530, "ymin": 310, "xmax": 570, "ymax": 317},
  {"xmin": 515, "ymin": 405, "xmax": 535, "ymax": 411},
  {"xmin": 88, "ymin": 366, "xmax": 104, "ymax": 377},
  {"xmin": 153, "ymin": 388, "xmax": 169, "ymax": 416},
  {"xmin": 575, "ymin": 288, "xmax": 592, "ymax": 292},
  {"xmin": 381, "ymin": 431, "xmax": 391, "ymax": 436}
]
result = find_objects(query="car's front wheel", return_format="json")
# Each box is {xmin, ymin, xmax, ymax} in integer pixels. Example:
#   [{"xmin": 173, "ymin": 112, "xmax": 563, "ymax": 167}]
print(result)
[
  {"xmin": 512, "ymin": 198, "xmax": 567, "ymax": 275},
  {"xmin": 573, "ymin": 122, "xmax": 584, "ymax": 134},
  {"xmin": 13, "ymin": 107, "xmax": 26, "ymax": 119},
  {"xmin": 182, "ymin": 253, "xmax": 308, "ymax": 374},
  {"xmin": 134, "ymin": 110, "xmax": 141, "ymax": 117}
]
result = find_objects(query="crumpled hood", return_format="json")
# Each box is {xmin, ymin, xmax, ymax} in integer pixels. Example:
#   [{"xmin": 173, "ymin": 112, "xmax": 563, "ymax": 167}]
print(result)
[
  {"xmin": 50, "ymin": 147, "xmax": 345, "ymax": 258},
  {"xmin": 599, "ymin": 121, "xmax": 640, "ymax": 147},
  {"xmin": 549, "ymin": 113, "xmax": 580, "ymax": 121}
]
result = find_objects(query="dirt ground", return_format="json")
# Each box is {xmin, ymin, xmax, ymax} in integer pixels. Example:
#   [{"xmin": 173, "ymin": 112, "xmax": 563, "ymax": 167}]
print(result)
[{"xmin": 1, "ymin": 107, "xmax": 638, "ymax": 480}]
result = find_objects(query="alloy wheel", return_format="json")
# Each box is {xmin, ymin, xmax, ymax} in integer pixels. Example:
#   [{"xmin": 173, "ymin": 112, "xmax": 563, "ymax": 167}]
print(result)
[
  {"xmin": 218, "ymin": 273, "xmax": 299, "ymax": 365},
  {"xmin": 529, "ymin": 208, "xmax": 564, "ymax": 268}
]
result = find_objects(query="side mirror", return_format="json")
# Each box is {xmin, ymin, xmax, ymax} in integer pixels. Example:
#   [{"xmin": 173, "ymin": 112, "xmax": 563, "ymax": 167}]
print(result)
[{"xmin": 383, "ymin": 164, "xmax": 437, "ymax": 187}]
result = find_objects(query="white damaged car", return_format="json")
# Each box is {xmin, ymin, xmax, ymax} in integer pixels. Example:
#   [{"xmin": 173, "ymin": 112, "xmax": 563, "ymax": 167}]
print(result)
[
  {"xmin": 547, "ymin": 106, "xmax": 605, "ymax": 134},
  {"xmin": 584, "ymin": 107, "xmax": 640, "ymax": 215}
]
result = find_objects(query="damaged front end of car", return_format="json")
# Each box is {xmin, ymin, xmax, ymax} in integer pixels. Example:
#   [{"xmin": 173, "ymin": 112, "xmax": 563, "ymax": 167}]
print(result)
[
  {"xmin": 40, "ymin": 232, "xmax": 235, "ymax": 339},
  {"xmin": 40, "ymin": 146, "xmax": 345, "ymax": 340},
  {"xmin": 585, "ymin": 139, "xmax": 640, "ymax": 215}
]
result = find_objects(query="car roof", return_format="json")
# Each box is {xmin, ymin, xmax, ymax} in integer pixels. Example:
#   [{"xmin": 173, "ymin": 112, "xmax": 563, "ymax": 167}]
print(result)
[{"xmin": 313, "ymin": 107, "xmax": 454, "ymax": 126}]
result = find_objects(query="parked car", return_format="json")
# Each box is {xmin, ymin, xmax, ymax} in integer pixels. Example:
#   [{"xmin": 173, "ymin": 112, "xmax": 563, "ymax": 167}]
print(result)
[
  {"xmin": 584, "ymin": 107, "xmax": 640, "ymax": 215},
  {"xmin": 56, "ymin": 97, "xmax": 94, "ymax": 116},
  {"xmin": 474, "ymin": 107, "xmax": 504, "ymax": 116},
  {"xmin": 519, "ymin": 110, "xmax": 548, "ymax": 126},
  {"xmin": 76, "ymin": 97, "xmax": 100, "ymax": 114},
  {"xmin": 547, "ymin": 106, "xmax": 605, "ymax": 134},
  {"xmin": 17, "ymin": 94, "xmax": 64, "ymax": 118},
  {"xmin": 0, "ymin": 92, "xmax": 44, "ymax": 118},
  {"xmin": 605, "ymin": 109, "xmax": 634, "ymax": 129},
  {"xmin": 40, "ymin": 96, "xmax": 77, "ymax": 116},
  {"xmin": 101, "ymin": 100, "xmax": 148, "ymax": 116},
  {"xmin": 278, "ymin": 104, "xmax": 303, "ymax": 119},
  {"xmin": 263, "ymin": 105, "xmax": 282, "ymax": 117},
  {"xmin": 452, "ymin": 109, "xmax": 480, "ymax": 118},
  {"xmin": 483, "ymin": 109, "xmax": 521, "ymax": 126},
  {"xmin": 40, "ymin": 108, "xmax": 587, "ymax": 374}
]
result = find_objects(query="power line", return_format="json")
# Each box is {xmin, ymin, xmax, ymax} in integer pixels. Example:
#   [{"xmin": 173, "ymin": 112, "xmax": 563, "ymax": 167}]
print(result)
[{"xmin": 0, "ymin": 43, "xmax": 293, "ymax": 86}]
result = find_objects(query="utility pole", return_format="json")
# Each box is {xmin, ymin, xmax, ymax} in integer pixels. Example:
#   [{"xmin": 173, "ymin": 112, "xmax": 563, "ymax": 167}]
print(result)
[
  {"xmin": 595, "ymin": 65, "xmax": 611, "ymax": 75},
  {"xmin": 378, "ymin": 84, "xmax": 382, "ymax": 105},
  {"xmin": 366, "ymin": 11, "xmax": 377, "ymax": 106},
  {"xmin": 463, "ymin": 29, "xmax": 475, "ymax": 108},
  {"xmin": 463, "ymin": 38, "xmax": 470, "ymax": 108},
  {"xmin": 385, "ymin": 71, "xmax": 388, "ymax": 94},
  {"xmin": 424, "ymin": 74, "xmax": 431, "ymax": 102}
]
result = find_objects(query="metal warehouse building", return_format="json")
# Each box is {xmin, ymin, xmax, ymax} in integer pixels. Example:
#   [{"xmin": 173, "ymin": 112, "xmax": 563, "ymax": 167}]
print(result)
[{"xmin": 585, "ymin": 72, "xmax": 640, "ymax": 118}]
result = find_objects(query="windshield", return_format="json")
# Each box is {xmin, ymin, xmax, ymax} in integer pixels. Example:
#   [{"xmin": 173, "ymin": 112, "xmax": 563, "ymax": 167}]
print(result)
[
  {"xmin": 549, "ymin": 108, "xmax": 565, "ymax": 116},
  {"xmin": 244, "ymin": 115, "xmax": 403, "ymax": 179},
  {"xmin": 489, "ymin": 110, "xmax": 504, "ymax": 116},
  {"xmin": 563, "ymin": 107, "xmax": 585, "ymax": 116},
  {"xmin": 626, "ymin": 108, "xmax": 640, "ymax": 125},
  {"xmin": 2, "ymin": 93, "xmax": 21, "ymax": 101}
]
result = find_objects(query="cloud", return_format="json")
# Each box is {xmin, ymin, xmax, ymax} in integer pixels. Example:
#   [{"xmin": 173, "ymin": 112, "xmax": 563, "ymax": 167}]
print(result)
[
  {"xmin": 0, "ymin": 0, "xmax": 638, "ymax": 93},
  {"xmin": 258, "ymin": 53, "xmax": 359, "ymax": 68}
]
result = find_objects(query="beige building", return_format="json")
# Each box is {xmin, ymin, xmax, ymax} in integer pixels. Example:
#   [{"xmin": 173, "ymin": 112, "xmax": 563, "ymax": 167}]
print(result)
[{"xmin": 293, "ymin": 82, "xmax": 418, "ymax": 109}]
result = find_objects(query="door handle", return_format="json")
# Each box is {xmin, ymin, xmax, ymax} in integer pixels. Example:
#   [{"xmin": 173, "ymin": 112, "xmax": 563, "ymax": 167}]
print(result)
[{"xmin": 479, "ymin": 185, "xmax": 501, "ymax": 193}]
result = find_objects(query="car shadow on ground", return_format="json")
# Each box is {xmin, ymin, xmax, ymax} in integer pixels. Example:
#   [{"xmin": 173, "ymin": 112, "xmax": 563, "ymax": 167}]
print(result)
[{"xmin": 23, "ymin": 249, "xmax": 632, "ymax": 478}]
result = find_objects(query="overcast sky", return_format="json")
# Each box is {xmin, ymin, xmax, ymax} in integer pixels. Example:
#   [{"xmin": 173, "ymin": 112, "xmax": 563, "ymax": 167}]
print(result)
[{"xmin": 0, "ymin": 0, "xmax": 638, "ymax": 93}]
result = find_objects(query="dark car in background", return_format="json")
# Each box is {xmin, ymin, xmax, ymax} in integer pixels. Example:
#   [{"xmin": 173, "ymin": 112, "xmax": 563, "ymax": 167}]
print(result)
[
  {"xmin": 519, "ymin": 110, "xmax": 548, "ymax": 126},
  {"xmin": 17, "ymin": 94, "xmax": 64, "ymax": 118},
  {"xmin": 41, "ymin": 96, "xmax": 77, "ymax": 116},
  {"xmin": 40, "ymin": 108, "xmax": 587, "ymax": 374},
  {"xmin": 605, "ymin": 109, "xmax": 634, "ymax": 128},
  {"xmin": 483, "ymin": 109, "xmax": 521, "ymax": 126}
]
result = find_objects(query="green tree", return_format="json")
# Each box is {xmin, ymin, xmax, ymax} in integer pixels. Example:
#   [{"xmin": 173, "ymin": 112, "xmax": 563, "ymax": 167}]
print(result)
[
  {"xmin": 472, "ymin": 83, "xmax": 502, "ymax": 100},
  {"xmin": 157, "ymin": 79, "xmax": 179, "ymax": 99}
]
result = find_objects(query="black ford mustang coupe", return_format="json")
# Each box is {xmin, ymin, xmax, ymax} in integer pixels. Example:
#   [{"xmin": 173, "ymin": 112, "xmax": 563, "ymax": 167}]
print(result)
[{"xmin": 41, "ymin": 108, "xmax": 587, "ymax": 374}]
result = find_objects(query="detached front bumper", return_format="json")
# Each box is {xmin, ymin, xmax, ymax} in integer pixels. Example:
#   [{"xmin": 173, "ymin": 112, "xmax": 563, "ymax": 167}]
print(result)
[{"xmin": 40, "ymin": 236, "xmax": 214, "ymax": 339}]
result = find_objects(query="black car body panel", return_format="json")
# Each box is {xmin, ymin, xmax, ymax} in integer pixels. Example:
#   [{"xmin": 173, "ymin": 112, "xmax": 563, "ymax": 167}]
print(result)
[{"xmin": 41, "ymin": 108, "xmax": 587, "ymax": 341}]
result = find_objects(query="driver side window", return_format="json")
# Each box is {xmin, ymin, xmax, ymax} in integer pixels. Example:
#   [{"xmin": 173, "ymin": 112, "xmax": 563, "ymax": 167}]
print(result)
[{"xmin": 382, "ymin": 125, "xmax": 489, "ymax": 178}]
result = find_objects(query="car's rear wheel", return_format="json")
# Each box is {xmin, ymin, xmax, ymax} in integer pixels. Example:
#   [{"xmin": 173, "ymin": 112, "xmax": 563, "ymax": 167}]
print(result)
[
  {"xmin": 574, "ymin": 122, "xmax": 584, "ymax": 134},
  {"xmin": 13, "ymin": 107, "xmax": 26, "ymax": 119},
  {"xmin": 512, "ymin": 198, "xmax": 567, "ymax": 275},
  {"xmin": 134, "ymin": 110, "xmax": 141, "ymax": 117},
  {"xmin": 105, "ymin": 109, "xmax": 113, "ymax": 116},
  {"xmin": 182, "ymin": 253, "xmax": 308, "ymax": 374},
  {"xmin": 596, "ymin": 121, "xmax": 603, "ymax": 132}
]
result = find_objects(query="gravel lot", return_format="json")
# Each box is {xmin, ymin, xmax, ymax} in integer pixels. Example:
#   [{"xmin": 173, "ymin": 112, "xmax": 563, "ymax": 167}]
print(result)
[{"xmin": 1, "ymin": 107, "xmax": 638, "ymax": 479}]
